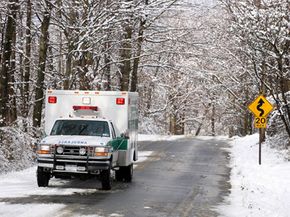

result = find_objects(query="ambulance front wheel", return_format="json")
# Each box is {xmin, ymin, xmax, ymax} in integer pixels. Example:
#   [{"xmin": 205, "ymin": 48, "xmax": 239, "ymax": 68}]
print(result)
[
  {"xmin": 115, "ymin": 169, "xmax": 123, "ymax": 181},
  {"xmin": 101, "ymin": 168, "xmax": 112, "ymax": 190},
  {"xmin": 37, "ymin": 167, "xmax": 50, "ymax": 187}
]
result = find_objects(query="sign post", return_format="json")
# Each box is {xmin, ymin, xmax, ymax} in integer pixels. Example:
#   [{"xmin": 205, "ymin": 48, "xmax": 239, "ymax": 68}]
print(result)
[{"xmin": 248, "ymin": 95, "xmax": 273, "ymax": 165}]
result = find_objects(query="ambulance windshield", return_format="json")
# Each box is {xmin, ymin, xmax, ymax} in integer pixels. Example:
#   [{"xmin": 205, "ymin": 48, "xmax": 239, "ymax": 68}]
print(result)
[{"xmin": 50, "ymin": 120, "xmax": 110, "ymax": 137}]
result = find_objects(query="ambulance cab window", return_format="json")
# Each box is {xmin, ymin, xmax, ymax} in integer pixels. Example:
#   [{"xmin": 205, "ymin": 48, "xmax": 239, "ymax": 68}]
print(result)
[{"xmin": 51, "ymin": 120, "xmax": 110, "ymax": 137}]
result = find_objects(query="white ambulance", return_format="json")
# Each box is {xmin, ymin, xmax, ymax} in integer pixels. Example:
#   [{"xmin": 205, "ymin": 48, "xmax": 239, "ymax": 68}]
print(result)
[{"xmin": 37, "ymin": 90, "xmax": 138, "ymax": 190}]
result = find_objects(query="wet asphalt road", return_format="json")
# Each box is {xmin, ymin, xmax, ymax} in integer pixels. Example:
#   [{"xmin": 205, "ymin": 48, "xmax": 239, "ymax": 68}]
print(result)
[{"xmin": 3, "ymin": 137, "xmax": 231, "ymax": 217}]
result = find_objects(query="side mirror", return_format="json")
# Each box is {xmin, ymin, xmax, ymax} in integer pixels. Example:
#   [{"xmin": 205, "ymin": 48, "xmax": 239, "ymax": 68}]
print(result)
[
  {"xmin": 120, "ymin": 133, "xmax": 129, "ymax": 139},
  {"xmin": 41, "ymin": 130, "xmax": 47, "ymax": 138}
]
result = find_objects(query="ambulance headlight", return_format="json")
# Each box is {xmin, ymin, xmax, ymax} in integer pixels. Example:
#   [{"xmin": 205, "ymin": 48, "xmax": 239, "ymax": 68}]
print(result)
[
  {"xmin": 56, "ymin": 146, "xmax": 64, "ymax": 154},
  {"xmin": 37, "ymin": 144, "xmax": 51, "ymax": 155},
  {"xmin": 95, "ymin": 147, "xmax": 109, "ymax": 157}
]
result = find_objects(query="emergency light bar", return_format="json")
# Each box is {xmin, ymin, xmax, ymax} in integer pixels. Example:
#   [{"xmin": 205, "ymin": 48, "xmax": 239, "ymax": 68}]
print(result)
[{"xmin": 73, "ymin": 106, "xmax": 98, "ymax": 111}]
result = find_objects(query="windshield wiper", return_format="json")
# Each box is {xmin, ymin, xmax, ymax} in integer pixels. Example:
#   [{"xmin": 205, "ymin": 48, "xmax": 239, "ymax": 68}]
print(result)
[{"xmin": 78, "ymin": 125, "xmax": 88, "ymax": 135}]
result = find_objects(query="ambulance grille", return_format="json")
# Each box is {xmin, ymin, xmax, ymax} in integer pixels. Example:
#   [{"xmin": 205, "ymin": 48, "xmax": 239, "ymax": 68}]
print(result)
[
  {"xmin": 63, "ymin": 146, "xmax": 82, "ymax": 155},
  {"xmin": 52, "ymin": 145, "xmax": 93, "ymax": 156}
]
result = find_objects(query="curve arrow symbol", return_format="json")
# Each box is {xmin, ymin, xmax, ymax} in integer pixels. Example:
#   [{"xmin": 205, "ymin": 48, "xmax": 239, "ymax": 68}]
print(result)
[{"xmin": 257, "ymin": 99, "xmax": 265, "ymax": 117}]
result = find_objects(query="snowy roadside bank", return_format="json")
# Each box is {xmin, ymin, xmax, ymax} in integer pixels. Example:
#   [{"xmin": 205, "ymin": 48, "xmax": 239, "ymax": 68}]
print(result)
[{"xmin": 217, "ymin": 134, "xmax": 290, "ymax": 217}]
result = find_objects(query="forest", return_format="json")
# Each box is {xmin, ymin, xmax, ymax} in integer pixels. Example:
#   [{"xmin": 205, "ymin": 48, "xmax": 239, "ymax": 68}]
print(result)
[{"xmin": 0, "ymin": 0, "xmax": 289, "ymax": 170}]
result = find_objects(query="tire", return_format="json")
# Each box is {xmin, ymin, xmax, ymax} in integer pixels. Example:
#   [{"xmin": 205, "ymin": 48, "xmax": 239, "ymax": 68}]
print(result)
[
  {"xmin": 115, "ymin": 169, "xmax": 123, "ymax": 182},
  {"xmin": 101, "ymin": 169, "xmax": 112, "ymax": 190},
  {"xmin": 123, "ymin": 164, "xmax": 133, "ymax": 183},
  {"xmin": 37, "ymin": 167, "xmax": 50, "ymax": 187}
]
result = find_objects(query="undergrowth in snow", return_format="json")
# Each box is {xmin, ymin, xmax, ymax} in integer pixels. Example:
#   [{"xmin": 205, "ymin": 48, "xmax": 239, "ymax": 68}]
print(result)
[{"xmin": 0, "ymin": 127, "xmax": 36, "ymax": 173}]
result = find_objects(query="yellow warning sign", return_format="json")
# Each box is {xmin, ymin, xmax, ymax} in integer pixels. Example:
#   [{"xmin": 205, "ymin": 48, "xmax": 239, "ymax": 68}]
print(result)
[{"xmin": 248, "ymin": 95, "xmax": 274, "ymax": 118}]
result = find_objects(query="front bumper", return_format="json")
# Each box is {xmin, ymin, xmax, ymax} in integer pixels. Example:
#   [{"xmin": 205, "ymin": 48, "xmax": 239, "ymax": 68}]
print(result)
[{"xmin": 37, "ymin": 154, "xmax": 111, "ymax": 174}]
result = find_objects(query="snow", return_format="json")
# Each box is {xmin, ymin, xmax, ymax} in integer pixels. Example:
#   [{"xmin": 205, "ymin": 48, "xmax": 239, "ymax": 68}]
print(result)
[
  {"xmin": 0, "ymin": 167, "xmax": 97, "ymax": 198},
  {"xmin": 0, "ymin": 203, "xmax": 65, "ymax": 217},
  {"xmin": 135, "ymin": 151, "xmax": 153, "ymax": 164},
  {"xmin": 195, "ymin": 135, "xmax": 227, "ymax": 140},
  {"xmin": 217, "ymin": 134, "xmax": 290, "ymax": 217}
]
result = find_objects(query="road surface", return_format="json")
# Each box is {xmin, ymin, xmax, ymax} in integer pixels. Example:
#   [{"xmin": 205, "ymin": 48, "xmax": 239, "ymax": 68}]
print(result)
[{"xmin": 0, "ymin": 137, "xmax": 230, "ymax": 217}]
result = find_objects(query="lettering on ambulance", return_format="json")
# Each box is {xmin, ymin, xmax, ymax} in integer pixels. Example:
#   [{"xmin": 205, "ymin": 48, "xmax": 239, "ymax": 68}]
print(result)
[{"xmin": 58, "ymin": 140, "xmax": 87, "ymax": 145}]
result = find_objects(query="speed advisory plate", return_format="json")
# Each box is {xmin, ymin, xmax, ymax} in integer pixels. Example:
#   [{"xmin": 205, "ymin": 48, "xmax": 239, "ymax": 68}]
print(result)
[{"xmin": 255, "ymin": 117, "xmax": 267, "ymax": 128}]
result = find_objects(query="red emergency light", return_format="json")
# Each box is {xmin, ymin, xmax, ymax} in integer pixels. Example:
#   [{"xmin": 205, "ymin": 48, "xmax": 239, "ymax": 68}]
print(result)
[
  {"xmin": 48, "ymin": 96, "xmax": 57, "ymax": 104},
  {"xmin": 73, "ymin": 106, "xmax": 98, "ymax": 111},
  {"xmin": 116, "ymin": 98, "xmax": 125, "ymax": 105}
]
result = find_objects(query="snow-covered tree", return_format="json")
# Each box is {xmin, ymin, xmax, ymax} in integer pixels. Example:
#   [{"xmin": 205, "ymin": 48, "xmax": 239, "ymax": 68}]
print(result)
[{"xmin": 221, "ymin": 0, "xmax": 290, "ymax": 144}]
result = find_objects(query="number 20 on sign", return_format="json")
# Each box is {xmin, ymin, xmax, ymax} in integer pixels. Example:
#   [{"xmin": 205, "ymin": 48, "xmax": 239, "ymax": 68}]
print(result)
[{"xmin": 255, "ymin": 117, "xmax": 267, "ymax": 128}]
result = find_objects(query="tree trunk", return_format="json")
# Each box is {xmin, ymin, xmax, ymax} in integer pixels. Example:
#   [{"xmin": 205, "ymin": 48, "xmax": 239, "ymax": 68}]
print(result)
[
  {"xmin": 9, "ymin": 21, "xmax": 17, "ymax": 123},
  {"xmin": 169, "ymin": 113, "xmax": 177, "ymax": 135},
  {"xmin": 130, "ymin": 8, "xmax": 147, "ymax": 92},
  {"xmin": 195, "ymin": 109, "xmax": 208, "ymax": 136},
  {"xmin": 253, "ymin": 0, "xmax": 261, "ymax": 8},
  {"xmin": 103, "ymin": 32, "xmax": 111, "ymax": 91},
  {"xmin": 277, "ymin": 56, "xmax": 290, "ymax": 139},
  {"xmin": 0, "ymin": 0, "xmax": 19, "ymax": 126},
  {"xmin": 23, "ymin": 0, "xmax": 32, "ymax": 129},
  {"xmin": 63, "ymin": 2, "xmax": 78, "ymax": 90},
  {"xmin": 195, "ymin": 123, "xmax": 203, "ymax": 136},
  {"xmin": 102, "ymin": 0, "xmax": 112, "ymax": 91},
  {"xmin": 57, "ymin": 0, "xmax": 63, "ymax": 89},
  {"xmin": 176, "ymin": 113, "xmax": 185, "ymax": 135},
  {"xmin": 145, "ymin": 59, "xmax": 160, "ymax": 116},
  {"xmin": 32, "ymin": 1, "xmax": 51, "ymax": 128},
  {"xmin": 119, "ymin": 0, "xmax": 133, "ymax": 91},
  {"xmin": 211, "ymin": 103, "xmax": 216, "ymax": 136},
  {"xmin": 78, "ymin": 57, "xmax": 90, "ymax": 90},
  {"xmin": 243, "ymin": 85, "xmax": 252, "ymax": 136},
  {"xmin": 63, "ymin": 43, "xmax": 72, "ymax": 89},
  {"xmin": 119, "ymin": 24, "xmax": 132, "ymax": 91}
]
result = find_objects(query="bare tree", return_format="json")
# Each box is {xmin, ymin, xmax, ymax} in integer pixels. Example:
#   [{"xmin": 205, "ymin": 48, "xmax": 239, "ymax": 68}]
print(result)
[
  {"xmin": 32, "ymin": 0, "xmax": 52, "ymax": 128},
  {"xmin": 0, "ymin": 0, "xmax": 19, "ymax": 126}
]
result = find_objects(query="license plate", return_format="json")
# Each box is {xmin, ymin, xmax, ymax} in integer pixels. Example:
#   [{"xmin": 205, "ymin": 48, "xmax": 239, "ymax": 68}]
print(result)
[{"xmin": 65, "ymin": 165, "xmax": 77, "ymax": 172}]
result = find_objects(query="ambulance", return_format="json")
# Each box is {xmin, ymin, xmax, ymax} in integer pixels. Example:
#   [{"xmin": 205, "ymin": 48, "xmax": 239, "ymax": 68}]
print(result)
[{"xmin": 36, "ymin": 90, "xmax": 138, "ymax": 190}]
